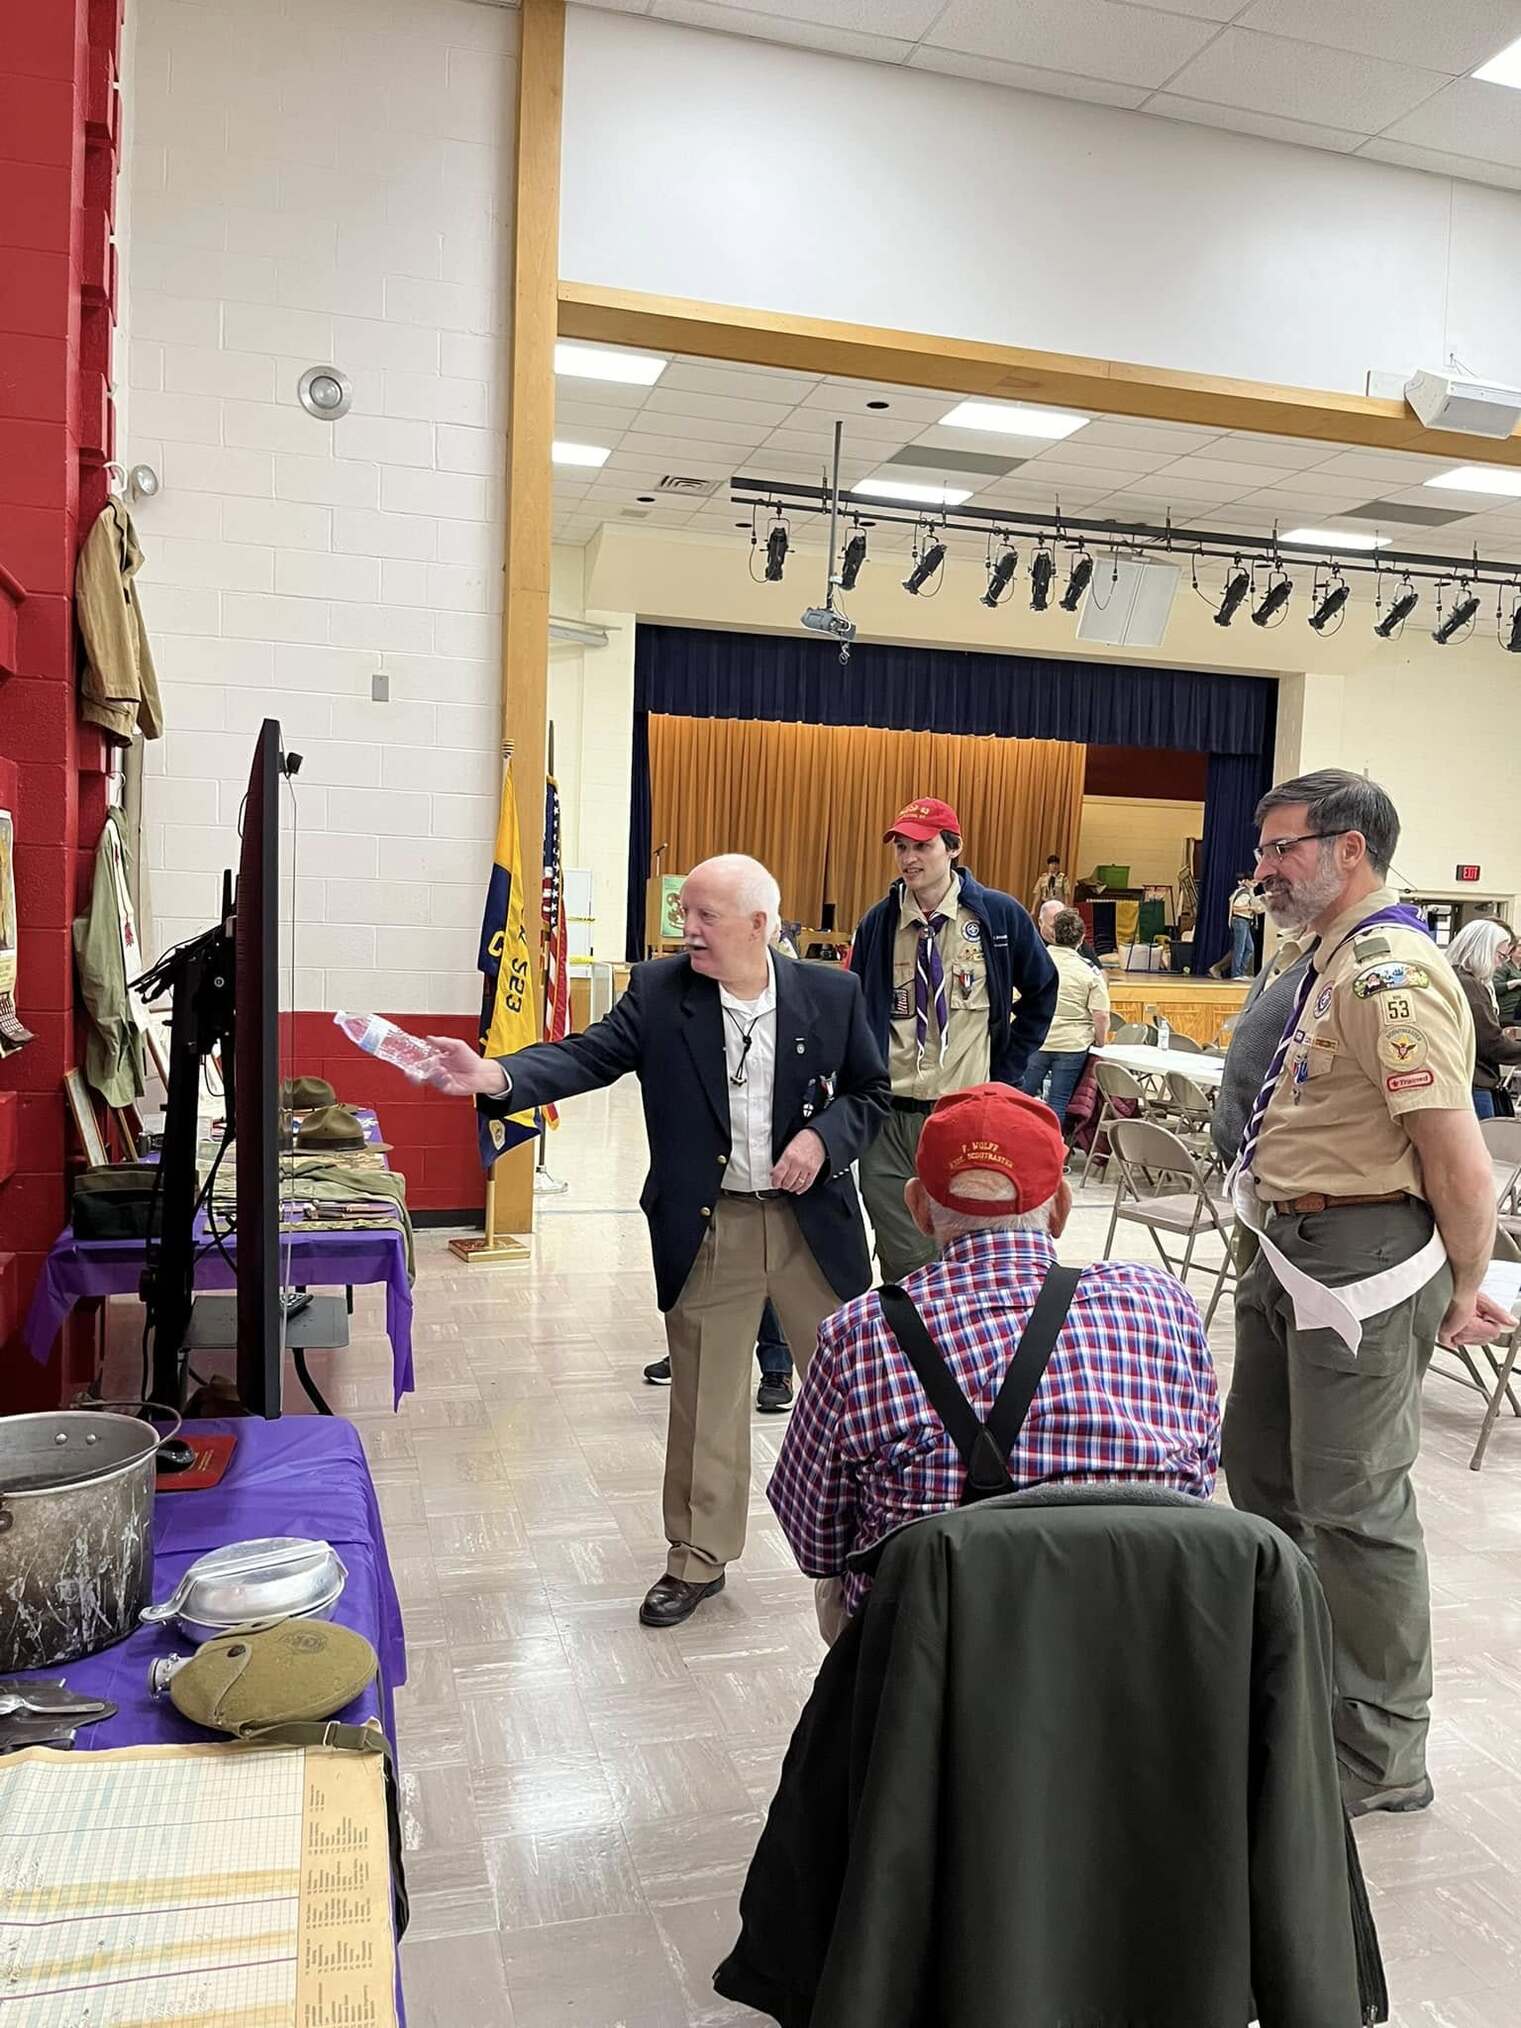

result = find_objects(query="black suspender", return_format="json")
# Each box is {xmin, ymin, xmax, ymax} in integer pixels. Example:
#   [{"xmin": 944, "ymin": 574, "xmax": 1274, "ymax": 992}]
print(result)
[{"xmin": 878, "ymin": 1265, "xmax": 1083, "ymax": 1504}]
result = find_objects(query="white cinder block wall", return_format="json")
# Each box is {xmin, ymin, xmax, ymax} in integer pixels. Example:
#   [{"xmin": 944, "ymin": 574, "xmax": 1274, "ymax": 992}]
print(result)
[{"xmin": 121, "ymin": 0, "xmax": 518, "ymax": 1015}]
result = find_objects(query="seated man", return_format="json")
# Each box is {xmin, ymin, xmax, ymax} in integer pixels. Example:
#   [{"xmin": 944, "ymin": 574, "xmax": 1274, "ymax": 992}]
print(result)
[{"xmin": 769, "ymin": 1083, "xmax": 1221, "ymax": 1636}]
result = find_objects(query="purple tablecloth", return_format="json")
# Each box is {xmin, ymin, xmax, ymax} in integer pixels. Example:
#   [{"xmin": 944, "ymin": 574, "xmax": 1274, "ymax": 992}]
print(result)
[
  {"xmin": 14, "ymin": 1417, "xmax": 407, "ymax": 1749},
  {"xmin": 23, "ymin": 1223, "xmax": 414, "ymax": 1406}
]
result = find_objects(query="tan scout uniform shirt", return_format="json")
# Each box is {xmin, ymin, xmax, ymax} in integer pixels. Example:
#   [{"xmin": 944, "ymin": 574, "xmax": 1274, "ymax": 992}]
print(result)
[
  {"xmin": 1252, "ymin": 888, "xmax": 1474, "ymax": 1204},
  {"xmin": 1043, "ymin": 945, "xmax": 1109, "ymax": 1054},
  {"xmin": 889, "ymin": 874, "xmax": 991, "ymax": 1099}
]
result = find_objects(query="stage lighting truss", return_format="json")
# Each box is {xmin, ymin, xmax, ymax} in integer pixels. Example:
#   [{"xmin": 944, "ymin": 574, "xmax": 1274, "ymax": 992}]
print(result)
[{"xmin": 732, "ymin": 472, "xmax": 1521, "ymax": 653}]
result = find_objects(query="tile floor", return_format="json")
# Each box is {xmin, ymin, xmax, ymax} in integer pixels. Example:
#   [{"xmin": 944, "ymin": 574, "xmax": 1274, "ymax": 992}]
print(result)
[{"xmin": 205, "ymin": 1082, "xmax": 1521, "ymax": 2025}]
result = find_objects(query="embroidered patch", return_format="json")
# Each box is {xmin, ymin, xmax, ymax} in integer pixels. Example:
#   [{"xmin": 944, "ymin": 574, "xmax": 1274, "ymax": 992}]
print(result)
[
  {"xmin": 1352, "ymin": 963, "xmax": 1430, "ymax": 998},
  {"xmin": 1386, "ymin": 1069, "xmax": 1435, "ymax": 1094},
  {"xmin": 1313, "ymin": 983, "xmax": 1333, "ymax": 1019},
  {"xmin": 961, "ymin": 920, "xmax": 982, "ymax": 942},
  {"xmin": 955, "ymin": 967, "xmax": 976, "ymax": 996},
  {"xmin": 1379, "ymin": 992, "xmax": 1415, "ymax": 1025},
  {"xmin": 1378, "ymin": 1025, "xmax": 1427, "ymax": 1071},
  {"xmin": 1353, "ymin": 934, "xmax": 1392, "ymax": 963},
  {"xmin": 891, "ymin": 983, "xmax": 912, "ymax": 1020},
  {"xmin": 1309, "ymin": 1034, "xmax": 1337, "ymax": 1053}
]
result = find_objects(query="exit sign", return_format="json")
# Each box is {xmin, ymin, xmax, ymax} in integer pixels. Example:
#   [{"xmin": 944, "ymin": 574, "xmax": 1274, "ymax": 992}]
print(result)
[{"xmin": 1455, "ymin": 864, "xmax": 1482, "ymax": 883}]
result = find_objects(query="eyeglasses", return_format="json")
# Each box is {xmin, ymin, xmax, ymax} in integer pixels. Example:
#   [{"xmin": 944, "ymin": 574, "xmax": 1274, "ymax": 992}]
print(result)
[{"xmin": 1253, "ymin": 828, "xmax": 1351, "ymax": 864}]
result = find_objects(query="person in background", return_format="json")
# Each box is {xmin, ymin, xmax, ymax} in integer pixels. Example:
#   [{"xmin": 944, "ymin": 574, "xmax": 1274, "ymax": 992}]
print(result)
[
  {"xmin": 1228, "ymin": 873, "xmax": 1264, "ymax": 979},
  {"xmin": 770, "ymin": 1084, "xmax": 1220, "ymax": 1639},
  {"xmin": 849, "ymin": 799, "xmax": 1057, "ymax": 1283},
  {"xmin": 1039, "ymin": 895, "xmax": 1099, "ymax": 966},
  {"xmin": 424, "ymin": 853, "xmax": 888, "ymax": 1629},
  {"xmin": 1020, "ymin": 909, "xmax": 1109, "ymax": 1130},
  {"xmin": 1224, "ymin": 769, "xmax": 1506, "ymax": 1818},
  {"xmin": 1494, "ymin": 942, "xmax": 1521, "ymax": 1026},
  {"xmin": 1446, "ymin": 918, "xmax": 1521, "ymax": 1121},
  {"xmin": 1031, "ymin": 854, "xmax": 1071, "ymax": 912}
]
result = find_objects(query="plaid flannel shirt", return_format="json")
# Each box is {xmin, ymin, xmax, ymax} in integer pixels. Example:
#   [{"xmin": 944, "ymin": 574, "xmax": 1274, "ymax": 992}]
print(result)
[{"xmin": 768, "ymin": 1228, "xmax": 1221, "ymax": 1614}]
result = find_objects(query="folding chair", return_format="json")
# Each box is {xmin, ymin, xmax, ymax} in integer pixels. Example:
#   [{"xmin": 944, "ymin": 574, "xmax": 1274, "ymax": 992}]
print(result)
[
  {"xmin": 1102, "ymin": 1118, "xmax": 1238, "ymax": 1326},
  {"xmin": 1080, "ymin": 1061, "xmax": 1147, "ymax": 1185},
  {"xmin": 1480, "ymin": 1117, "xmax": 1521, "ymax": 1219},
  {"xmin": 1110, "ymin": 1021, "xmax": 1154, "ymax": 1044},
  {"xmin": 1164, "ymin": 1032, "xmax": 1204, "ymax": 1054},
  {"xmin": 1165, "ymin": 1071, "xmax": 1219, "ymax": 1173},
  {"xmin": 1428, "ymin": 1227, "xmax": 1521, "ymax": 1471}
]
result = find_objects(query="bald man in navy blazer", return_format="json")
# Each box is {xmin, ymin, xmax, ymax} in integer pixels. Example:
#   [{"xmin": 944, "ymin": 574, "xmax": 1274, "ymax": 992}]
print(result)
[{"xmin": 427, "ymin": 853, "xmax": 888, "ymax": 1628}]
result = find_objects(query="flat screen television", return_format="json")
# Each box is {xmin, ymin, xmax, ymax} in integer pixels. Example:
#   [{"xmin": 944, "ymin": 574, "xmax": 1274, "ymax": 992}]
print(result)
[{"xmin": 234, "ymin": 718, "xmax": 282, "ymax": 1416}]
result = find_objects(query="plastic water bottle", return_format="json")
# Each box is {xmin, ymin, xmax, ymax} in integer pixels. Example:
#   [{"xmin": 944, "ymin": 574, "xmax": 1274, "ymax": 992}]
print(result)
[
  {"xmin": 333, "ymin": 1010, "xmax": 441, "ymax": 1082},
  {"xmin": 1156, "ymin": 1013, "xmax": 1172, "ymax": 1053}
]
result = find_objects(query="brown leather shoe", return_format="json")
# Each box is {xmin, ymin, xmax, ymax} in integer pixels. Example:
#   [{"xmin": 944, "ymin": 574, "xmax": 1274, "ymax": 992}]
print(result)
[{"xmin": 639, "ymin": 1573, "xmax": 725, "ymax": 1628}]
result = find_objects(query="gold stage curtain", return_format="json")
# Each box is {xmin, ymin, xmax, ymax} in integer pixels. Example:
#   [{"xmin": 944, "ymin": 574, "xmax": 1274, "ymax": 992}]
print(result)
[{"xmin": 649, "ymin": 715, "xmax": 1086, "ymax": 935}]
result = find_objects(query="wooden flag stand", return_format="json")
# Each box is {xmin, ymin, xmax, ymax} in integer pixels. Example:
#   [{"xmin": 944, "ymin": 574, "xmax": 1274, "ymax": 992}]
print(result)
[{"xmin": 449, "ymin": 1157, "xmax": 531, "ymax": 1265}]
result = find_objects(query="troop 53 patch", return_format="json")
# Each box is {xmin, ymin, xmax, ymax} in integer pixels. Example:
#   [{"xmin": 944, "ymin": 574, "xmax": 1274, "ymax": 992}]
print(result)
[
  {"xmin": 1378, "ymin": 1026, "xmax": 1427, "ymax": 1071},
  {"xmin": 1353, "ymin": 963, "xmax": 1430, "ymax": 998}
]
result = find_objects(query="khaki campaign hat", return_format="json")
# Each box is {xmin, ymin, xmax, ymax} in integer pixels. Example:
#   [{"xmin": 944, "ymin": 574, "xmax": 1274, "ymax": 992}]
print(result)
[
  {"xmin": 293, "ymin": 1103, "xmax": 391, "ymax": 1155},
  {"xmin": 281, "ymin": 1075, "xmax": 337, "ymax": 1110}
]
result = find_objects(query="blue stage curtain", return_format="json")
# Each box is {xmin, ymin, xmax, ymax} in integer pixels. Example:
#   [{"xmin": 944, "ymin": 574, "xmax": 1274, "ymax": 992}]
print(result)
[
  {"xmin": 624, "ymin": 626, "xmax": 1276, "ymax": 962},
  {"xmin": 1193, "ymin": 750, "xmax": 1273, "ymax": 977}
]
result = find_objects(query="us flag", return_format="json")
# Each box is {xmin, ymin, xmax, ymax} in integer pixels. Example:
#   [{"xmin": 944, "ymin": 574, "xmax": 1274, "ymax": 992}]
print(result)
[{"xmin": 540, "ymin": 772, "xmax": 570, "ymax": 1125}]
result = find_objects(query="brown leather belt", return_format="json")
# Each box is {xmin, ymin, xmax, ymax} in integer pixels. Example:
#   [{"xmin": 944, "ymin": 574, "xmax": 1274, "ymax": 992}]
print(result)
[{"xmin": 1270, "ymin": 1190, "xmax": 1411, "ymax": 1215}]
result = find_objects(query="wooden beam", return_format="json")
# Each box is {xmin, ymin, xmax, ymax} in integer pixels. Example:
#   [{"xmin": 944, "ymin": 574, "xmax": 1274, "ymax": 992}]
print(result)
[
  {"xmin": 496, "ymin": 0, "xmax": 565, "ymax": 1235},
  {"xmin": 558, "ymin": 280, "xmax": 1521, "ymax": 467}
]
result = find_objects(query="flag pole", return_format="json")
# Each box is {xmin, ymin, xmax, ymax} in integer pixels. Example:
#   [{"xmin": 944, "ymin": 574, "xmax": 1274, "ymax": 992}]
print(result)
[
  {"xmin": 450, "ymin": 738, "xmax": 531, "ymax": 1266},
  {"xmin": 535, "ymin": 720, "xmax": 568, "ymax": 1197}
]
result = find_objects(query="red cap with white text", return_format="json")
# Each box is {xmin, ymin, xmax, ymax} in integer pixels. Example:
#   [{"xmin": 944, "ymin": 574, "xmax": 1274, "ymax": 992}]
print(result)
[
  {"xmin": 883, "ymin": 796, "xmax": 962, "ymax": 844},
  {"xmin": 915, "ymin": 1083, "xmax": 1065, "ymax": 1216}
]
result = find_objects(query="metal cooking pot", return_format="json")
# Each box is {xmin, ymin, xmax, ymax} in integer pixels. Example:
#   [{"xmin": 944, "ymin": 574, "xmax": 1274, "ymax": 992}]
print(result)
[{"xmin": 0, "ymin": 1406, "xmax": 179, "ymax": 1672}]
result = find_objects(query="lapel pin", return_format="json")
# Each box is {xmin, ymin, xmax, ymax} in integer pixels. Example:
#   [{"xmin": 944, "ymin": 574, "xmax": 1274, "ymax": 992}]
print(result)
[{"xmin": 795, "ymin": 1038, "xmax": 805, "ymax": 1054}]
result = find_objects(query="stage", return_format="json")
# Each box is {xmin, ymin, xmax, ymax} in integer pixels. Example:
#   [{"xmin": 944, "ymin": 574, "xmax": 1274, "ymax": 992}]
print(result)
[{"xmin": 1106, "ymin": 975, "xmax": 1249, "ymax": 1046}]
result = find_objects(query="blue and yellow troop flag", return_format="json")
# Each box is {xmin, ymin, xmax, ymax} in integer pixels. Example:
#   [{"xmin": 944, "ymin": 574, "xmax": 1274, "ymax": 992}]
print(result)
[{"xmin": 475, "ymin": 761, "xmax": 539, "ymax": 1168}]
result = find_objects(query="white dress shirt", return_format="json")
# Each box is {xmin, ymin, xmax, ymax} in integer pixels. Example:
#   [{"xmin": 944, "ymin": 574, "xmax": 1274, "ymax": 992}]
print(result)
[{"xmin": 719, "ymin": 954, "xmax": 778, "ymax": 1192}]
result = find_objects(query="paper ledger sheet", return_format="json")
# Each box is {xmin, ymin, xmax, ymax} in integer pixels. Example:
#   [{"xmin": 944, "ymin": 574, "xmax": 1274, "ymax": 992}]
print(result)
[{"xmin": 0, "ymin": 1741, "xmax": 398, "ymax": 2026}]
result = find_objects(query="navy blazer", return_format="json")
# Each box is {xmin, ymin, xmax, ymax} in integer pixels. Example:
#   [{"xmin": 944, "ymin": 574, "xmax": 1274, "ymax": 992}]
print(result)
[{"xmin": 485, "ymin": 954, "xmax": 890, "ymax": 1311}]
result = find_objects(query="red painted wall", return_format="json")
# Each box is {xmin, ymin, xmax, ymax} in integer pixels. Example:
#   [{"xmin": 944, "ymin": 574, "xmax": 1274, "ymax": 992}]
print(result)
[
  {"xmin": 0, "ymin": 0, "xmax": 125, "ymax": 1409},
  {"xmin": 285, "ymin": 1011, "xmax": 487, "ymax": 1218}
]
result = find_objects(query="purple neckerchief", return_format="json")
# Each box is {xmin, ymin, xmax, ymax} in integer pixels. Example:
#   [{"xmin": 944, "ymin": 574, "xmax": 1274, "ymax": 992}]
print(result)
[{"xmin": 1238, "ymin": 901, "xmax": 1434, "ymax": 1175}]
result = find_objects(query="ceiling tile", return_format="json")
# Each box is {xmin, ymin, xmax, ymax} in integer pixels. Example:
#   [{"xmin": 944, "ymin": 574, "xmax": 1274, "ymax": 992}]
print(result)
[
  {"xmin": 1124, "ymin": 0, "xmax": 1244, "ymax": 18},
  {"xmin": 1077, "ymin": 420, "xmax": 1224, "ymax": 456},
  {"xmin": 905, "ymin": 47, "xmax": 1150, "ymax": 109},
  {"xmin": 1379, "ymin": 77, "xmax": 1521, "ymax": 168},
  {"xmin": 648, "ymin": 0, "xmax": 918, "ymax": 64},
  {"xmin": 623, "ymin": 414, "xmax": 773, "ymax": 448},
  {"xmin": 1355, "ymin": 133, "xmax": 1521, "ymax": 189},
  {"xmin": 656, "ymin": 362, "xmax": 822, "ymax": 405},
  {"xmin": 554, "ymin": 399, "xmax": 654, "ymax": 434},
  {"xmin": 808, "ymin": 382, "xmax": 952, "ymax": 423},
  {"xmin": 1235, "ymin": 0, "xmax": 1521, "ymax": 76},
  {"xmin": 927, "ymin": 0, "xmax": 1220, "ymax": 89},
  {"xmin": 641, "ymin": 386, "xmax": 796, "ymax": 428},
  {"xmin": 1157, "ymin": 454, "xmax": 1314, "ymax": 486},
  {"xmin": 1160, "ymin": 27, "xmax": 1445, "ymax": 133},
  {"xmin": 1308, "ymin": 450, "xmax": 1459, "ymax": 482},
  {"xmin": 1235, "ymin": 485, "xmax": 1372, "ymax": 513},
  {"xmin": 1016, "ymin": 439, "xmax": 1161, "ymax": 474},
  {"xmin": 1144, "ymin": 93, "xmax": 1367, "ymax": 154},
  {"xmin": 659, "ymin": 0, "xmax": 942, "ymax": 35},
  {"xmin": 1206, "ymin": 435, "xmax": 1343, "ymax": 470},
  {"xmin": 1252, "ymin": 467, "xmax": 1388, "ymax": 497}
]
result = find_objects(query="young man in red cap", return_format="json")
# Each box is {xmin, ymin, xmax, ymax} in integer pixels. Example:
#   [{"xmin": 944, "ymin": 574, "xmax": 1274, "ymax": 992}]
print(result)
[
  {"xmin": 769, "ymin": 1083, "xmax": 1220, "ymax": 1638},
  {"xmin": 849, "ymin": 799, "xmax": 1057, "ymax": 1281}
]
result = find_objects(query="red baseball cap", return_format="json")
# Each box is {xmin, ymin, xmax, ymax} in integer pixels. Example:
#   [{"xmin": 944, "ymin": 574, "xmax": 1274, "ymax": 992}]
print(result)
[
  {"xmin": 916, "ymin": 1083, "xmax": 1066, "ymax": 1216},
  {"xmin": 884, "ymin": 796, "xmax": 962, "ymax": 844}
]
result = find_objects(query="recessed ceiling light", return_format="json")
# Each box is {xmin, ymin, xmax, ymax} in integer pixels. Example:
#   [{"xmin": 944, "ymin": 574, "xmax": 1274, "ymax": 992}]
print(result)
[
  {"xmin": 1424, "ymin": 464, "xmax": 1521, "ymax": 498},
  {"xmin": 637, "ymin": 494, "xmax": 655, "ymax": 503},
  {"xmin": 551, "ymin": 440, "xmax": 611, "ymax": 468},
  {"xmin": 851, "ymin": 478, "xmax": 973, "ymax": 506},
  {"xmin": 866, "ymin": 400, "xmax": 890, "ymax": 411},
  {"xmin": 939, "ymin": 400, "xmax": 1089, "ymax": 440},
  {"xmin": 1280, "ymin": 527, "xmax": 1391, "ymax": 551},
  {"xmin": 553, "ymin": 342, "xmax": 667, "ymax": 386},
  {"xmin": 1474, "ymin": 34, "xmax": 1521, "ymax": 87}
]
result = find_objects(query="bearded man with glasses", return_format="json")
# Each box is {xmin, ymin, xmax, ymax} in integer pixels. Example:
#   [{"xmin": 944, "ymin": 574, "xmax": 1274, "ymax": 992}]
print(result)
[{"xmin": 1221, "ymin": 768, "xmax": 1507, "ymax": 1818}]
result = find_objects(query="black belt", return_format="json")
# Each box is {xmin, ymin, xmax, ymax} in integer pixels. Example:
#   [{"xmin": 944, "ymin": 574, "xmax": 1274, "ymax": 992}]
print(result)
[
  {"xmin": 890, "ymin": 1096, "xmax": 937, "ymax": 1116},
  {"xmin": 721, "ymin": 1188, "xmax": 787, "ymax": 1203}
]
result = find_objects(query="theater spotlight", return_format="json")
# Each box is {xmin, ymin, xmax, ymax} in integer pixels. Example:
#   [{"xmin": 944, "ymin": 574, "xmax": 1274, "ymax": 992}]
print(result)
[
  {"xmin": 1308, "ymin": 568, "xmax": 1350, "ymax": 633},
  {"xmin": 902, "ymin": 537, "xmax": 946, "ymax": 596},
  {"xmin": 1214, "ymin": 564, "xmax": 1250, "ymax": 627},
  {"xmin": 1505, "ymin": 597, "xmax": 1521, "ymax": 654},
  {"xmin": 1434, "ymin": 584, "xmax": 1480, "ymax": 645},
  {"xmin": 981, "ymin": 543, "xmax": 1018, "ymax": 609},
  {"xmin": 1058, "ymin": 550, "xmax": 1094, "ymax": 612},
  {"xmin": 1251, "ymin": 570, "xmax": 1292, "ymax": 627},
  {"xmin": 1373, "ymin": 577, "xmax": 1418, "ymax": 637},
  {"xmin": 839, "ymin": 528, "xmax": 867, "ymax": 591},
  {"xmin": 764, "ymin": 517, "xmax": 789, "ymax": 584},
  {"xmin": 1029, "ymin": 546, "xmax": 1055, "ymax": 611}
]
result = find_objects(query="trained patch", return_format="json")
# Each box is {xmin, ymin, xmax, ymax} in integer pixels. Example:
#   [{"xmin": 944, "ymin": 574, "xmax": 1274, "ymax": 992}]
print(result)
[
  {"xmin": 1352, "ymin": 963, "xmax": 1430, "ymax": 998},
  {"xmin": 1378, "ymin": 1025, "xmax": 1427, "ymax": 1071},
  {"xmin": 1386, "ymin": 1069, "xmax": 1435, "ymax": 1094},
  {"xmin": 1313, "ymin": 983, "xmax": 1334, "ymax": 1019},
  {"xmin": 961, "ymin": 920, "xmax": 981, "ymax": 942},
  {"xmin": 891, "ymin": 983, "xmax": 912, "ymax": 1020}
]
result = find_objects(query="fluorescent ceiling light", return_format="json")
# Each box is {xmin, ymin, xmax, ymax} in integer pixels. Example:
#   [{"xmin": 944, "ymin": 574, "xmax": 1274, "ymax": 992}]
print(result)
[
  {"xmin": 939, "ymin": 400, "xmax": 1089, "ymax": 440},
  {"xmin": 1424, "ymin": 464, "xmax": 1521, "ymax": 498},
  {"xmin": 554, "ymin": 341, "xmax": 667, "ymax": 386},
  {"xmin": 551, "ymin": 440, "xmax": 611, "ymax": 468},
  {"xmin": 852, "ymin": 478, "xmax": 972, "ymax": 506},
  {"xmin": 1474, "ymin": 35, "xmax": 1521, "ymax": 87},
  {"xmin": 1280, "ymin": 527, "xmax": 1390, "ymax": 551}
]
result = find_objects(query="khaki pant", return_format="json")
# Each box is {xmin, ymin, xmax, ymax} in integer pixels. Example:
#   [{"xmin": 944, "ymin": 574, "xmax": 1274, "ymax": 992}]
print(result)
[
  {"xmin": 1223, "ymin": 1200, "xmax": 1450, "ymax": 1790},
  {"xmin": 663, "ymin": 1195, "xmax": 842, "ymax": 1584},
  {"xmin": 858, "ymin": 1108, "xmax": 937, "ymax": 1284}
]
